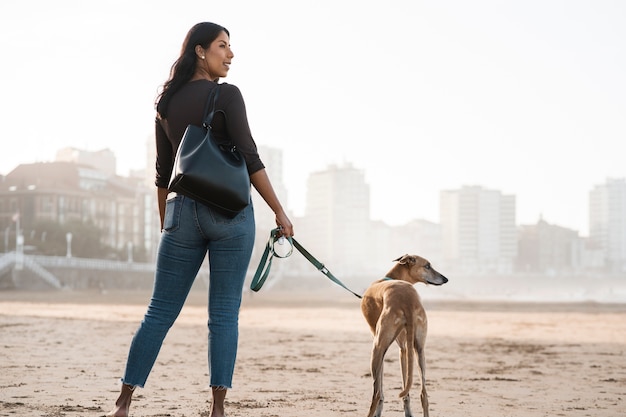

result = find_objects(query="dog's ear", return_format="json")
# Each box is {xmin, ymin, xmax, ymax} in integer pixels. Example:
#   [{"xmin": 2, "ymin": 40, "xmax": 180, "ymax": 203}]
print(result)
[{"xmin": 393, "ymin": 254, "xmax": 413, "ymax": 265}]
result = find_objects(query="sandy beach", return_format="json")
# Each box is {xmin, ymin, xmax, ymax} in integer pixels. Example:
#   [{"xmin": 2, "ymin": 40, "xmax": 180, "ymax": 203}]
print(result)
[{"xmin": 1, "ymin": 288, "xmax": 625, "ymax": 417}]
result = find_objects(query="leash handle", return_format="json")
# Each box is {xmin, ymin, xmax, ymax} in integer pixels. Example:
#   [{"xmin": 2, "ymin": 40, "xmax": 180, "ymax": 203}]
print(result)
[
  {"xmin": 250, "ymin": 229, "xmax": 293, "ymax": 292},
  {"xmin": 250, "ymin": 228, "xmax": 362, "ymax": 299}
]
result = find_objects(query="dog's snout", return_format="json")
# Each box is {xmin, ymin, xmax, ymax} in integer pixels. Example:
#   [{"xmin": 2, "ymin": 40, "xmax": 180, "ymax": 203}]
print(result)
[{"xmin": 427, "ymin": 273, "xmax": 448, "ymax": 286}]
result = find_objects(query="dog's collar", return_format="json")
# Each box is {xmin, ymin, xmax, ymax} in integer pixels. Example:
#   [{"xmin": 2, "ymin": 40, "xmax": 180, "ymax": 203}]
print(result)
[{"xmin": 382, "ymin": 277, "xmax": 394, "ymax": 281}]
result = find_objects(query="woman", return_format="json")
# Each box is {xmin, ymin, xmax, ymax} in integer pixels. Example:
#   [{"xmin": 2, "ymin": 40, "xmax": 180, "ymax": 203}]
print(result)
[{"xmin": 106, "ymin": 22, "xmax": 293, "ymax": 417}]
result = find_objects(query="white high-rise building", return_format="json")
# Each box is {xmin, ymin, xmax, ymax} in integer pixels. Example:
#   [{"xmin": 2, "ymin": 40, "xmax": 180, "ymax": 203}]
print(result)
[
  {"xmin": 440, "ymin": 185, "xmax": 516, "ymax": 274},
  {"xmin": 589, "ymin": 178, "xmax": 626, "ymax": 272},
  {"xmin": 302, "ymin": 163, "xmax": 370, "ymax": 276},
  {"xmin": 253, "ymin": 145, "xmax": 289, "ymax": 234}
]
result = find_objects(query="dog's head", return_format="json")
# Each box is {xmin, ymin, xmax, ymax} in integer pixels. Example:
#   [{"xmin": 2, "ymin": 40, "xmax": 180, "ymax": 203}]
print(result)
[{"xmin": 391, "ymin": 254, "xmax": 449, "ymax": 286}]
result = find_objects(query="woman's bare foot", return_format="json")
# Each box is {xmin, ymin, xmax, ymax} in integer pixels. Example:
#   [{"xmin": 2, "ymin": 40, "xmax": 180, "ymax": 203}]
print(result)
[
  {"xmin": 105, "ymin": 383, "xmax": 135, "ymax": 417},
  {"xmin": 210, "ymin": 386, "xmax": 227, "ymax": 417}
]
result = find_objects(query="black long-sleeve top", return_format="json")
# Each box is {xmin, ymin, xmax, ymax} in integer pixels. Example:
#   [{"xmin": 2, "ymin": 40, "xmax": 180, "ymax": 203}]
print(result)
[{"xmin": 154, "ymin": 79, "xmax": 265, "ymax": 188}]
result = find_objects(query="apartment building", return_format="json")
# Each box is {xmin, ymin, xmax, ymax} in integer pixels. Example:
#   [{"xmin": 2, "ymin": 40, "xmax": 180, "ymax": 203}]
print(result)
[
  {"xmin": 517, "ymin": 218, "xmax": 582, "ymax": 274},
  {"xmin": 440, "ymin": 185, "xmax": 517, "ymax": 274},
  {"xmin": 0, "ymin": 161, "xmax": 155, "ymax": 260},
  {"xmin": 589, "ymin": 178, "xmax": 626, "ymax": 272},
  {"xmin": 301, "ymin": 163, "xmax": 371, "ymax": 276}
]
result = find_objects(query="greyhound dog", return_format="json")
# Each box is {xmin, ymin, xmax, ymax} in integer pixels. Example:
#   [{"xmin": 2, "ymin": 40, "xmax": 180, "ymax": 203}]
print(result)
[{"xmin": 361, "ymin": 254, "xmax": 448, "ymax": 417}]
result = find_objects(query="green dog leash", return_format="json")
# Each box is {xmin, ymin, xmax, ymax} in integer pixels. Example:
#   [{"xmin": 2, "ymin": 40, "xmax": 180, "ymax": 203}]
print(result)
[{"xmin": 250, "ymin": 228, "xmax": 362, "ymax": 299}]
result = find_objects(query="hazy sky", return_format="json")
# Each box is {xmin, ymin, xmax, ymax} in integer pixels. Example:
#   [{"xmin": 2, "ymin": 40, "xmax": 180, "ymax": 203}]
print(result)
[{"xmin": 1, "ymin": 0, "xmax": 624, "ymax": 235}]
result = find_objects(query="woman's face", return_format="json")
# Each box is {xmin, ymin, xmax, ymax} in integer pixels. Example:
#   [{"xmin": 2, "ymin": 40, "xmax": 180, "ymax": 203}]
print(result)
[{"xmin": 199, "ymin": 31, "xmax": 234, "ymax": 80}]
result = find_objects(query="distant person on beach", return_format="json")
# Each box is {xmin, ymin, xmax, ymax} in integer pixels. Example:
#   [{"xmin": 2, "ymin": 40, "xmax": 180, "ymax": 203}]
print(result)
[{"xmin": 105, "ymin": 22, "xmax": 293, "ymax": 417}]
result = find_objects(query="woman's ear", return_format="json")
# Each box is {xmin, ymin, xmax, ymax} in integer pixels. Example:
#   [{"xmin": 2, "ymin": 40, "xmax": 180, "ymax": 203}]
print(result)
[{"xmin": 195, "ymin": 45, "xmax": 205, "ymax": 59}]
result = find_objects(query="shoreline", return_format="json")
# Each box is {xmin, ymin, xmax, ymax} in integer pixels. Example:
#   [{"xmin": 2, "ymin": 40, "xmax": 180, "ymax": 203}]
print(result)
[{"xmin": 1, "ymin": 287, "xmax": 625, "ymax": 313}]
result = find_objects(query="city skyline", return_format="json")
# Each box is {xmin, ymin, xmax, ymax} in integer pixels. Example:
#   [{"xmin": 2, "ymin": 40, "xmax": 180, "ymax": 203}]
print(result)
[
  {"xmin": 4, "ymin": 154, "xmax": 622, "ymax": 279},
  {"xmin": 1, "ymin": 0, "xmax": 624, "ymax": 235},
  {"xmin": 3, "ymin": 145, "xmax": 613, "ymax": 238}
]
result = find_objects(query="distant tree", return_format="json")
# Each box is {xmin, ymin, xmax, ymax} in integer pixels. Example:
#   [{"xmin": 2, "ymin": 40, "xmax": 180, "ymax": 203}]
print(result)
[
  {"xmin": 27, "ymin": 220, "xmax": 65, "ymax": 256},
  {"xmin": 27, "ymin": 220, "xmax": 109, "ymax": 258},
  {"xmin": 64, "ymin": 219, "xmax": 107, "ymax": 258},
  {"xmin": 107, "ymin": 242, "xmax": 149, "ymax": 263},
  {"xmin": 26, "ymin": 219, "xmax": 149, "ymax": 261}
]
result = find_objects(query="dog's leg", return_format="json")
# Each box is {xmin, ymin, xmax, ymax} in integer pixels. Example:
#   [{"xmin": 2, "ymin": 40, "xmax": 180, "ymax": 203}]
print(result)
[
  {"xmin": 367, "ymin": 359, "xmax": 384, "ymax": 417},
  {"xmin": 402, "ymin": 394, "xmax": 413, "ymax": 417},
  {"xmin": 416, "ymin": 334, "xmax": 429, "ymax": 417},
  {"xmin": 396, "ymin": 330, "xmax": 413, "ymax": 417},
  {"xmin": 367, "ymin": 317, "xmax": 400, "ymax": 417},
  {"xmin": 367, "ymin": 339, "xmax": 387, "ymax": 417}
]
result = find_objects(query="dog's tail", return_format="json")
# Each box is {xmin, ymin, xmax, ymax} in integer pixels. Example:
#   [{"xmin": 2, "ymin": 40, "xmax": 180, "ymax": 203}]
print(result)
[{"xmin": 399, "ymin": 320, "xmax": 415, "ymax": 399}]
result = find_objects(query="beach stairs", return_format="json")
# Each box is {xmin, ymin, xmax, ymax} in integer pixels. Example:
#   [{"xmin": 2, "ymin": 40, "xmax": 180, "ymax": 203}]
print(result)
[
  {"xmin": 0, "ymin": 252, "xmax": 13, "ymax": 278},
  {"xmin": 0, "ymin": 252, "xmax": 62, "ymax": 290},
  {"xmin": 23, "ymin": 257, "xmax": 63, "ymax": 289}
]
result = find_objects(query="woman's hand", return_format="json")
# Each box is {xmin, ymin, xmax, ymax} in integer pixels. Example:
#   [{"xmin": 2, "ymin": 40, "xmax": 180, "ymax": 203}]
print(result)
[{"xmin": 275, "ymin": 211, "xmax": 293, "ymax": 238}]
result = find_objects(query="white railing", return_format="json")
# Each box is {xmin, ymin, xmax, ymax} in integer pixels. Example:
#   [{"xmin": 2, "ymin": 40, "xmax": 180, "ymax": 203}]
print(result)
[
  {"xmin": 0, "ymin": 252, "xmax": 14, "ymax": 275},
  {"xmin": 28, "ymin": 255, "xmax": 156, "ymax": 272}
]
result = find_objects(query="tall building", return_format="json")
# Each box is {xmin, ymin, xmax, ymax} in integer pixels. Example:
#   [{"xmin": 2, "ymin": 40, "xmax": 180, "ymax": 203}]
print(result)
[
  {"xmin": 589, "ymin": 178, "xmax": 626, "ymax": 272},
  {"xmin": 517, "ymin": 218, "xmax": 581, "ymax": 274},
  {"xmin": 55, "ymin": 147, "xmax": 116, "ymax": 177},
  {"xmin": 301, "ymin": 163, "xmax": 370, "ymax": 276},
  {"xmin": 254, "ymin": 145, "xmax": 289, "ymax": 229},
  {"xmin": 389, "ymin": 219, "xmax": 443, "ymax": 268},
  {"xmin": 250, "ymin": 146, "xmax": 290, "ymax": 262},
  {"xmin": 440, "ymin": 185, "xmax": 516, "ymax": 274}
]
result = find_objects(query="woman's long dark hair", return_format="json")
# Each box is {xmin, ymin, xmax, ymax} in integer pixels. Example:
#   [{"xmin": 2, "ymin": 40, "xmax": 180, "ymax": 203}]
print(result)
[{"xmin": 156, "ymin": 22, "xmax": 229, "ymax": 118}]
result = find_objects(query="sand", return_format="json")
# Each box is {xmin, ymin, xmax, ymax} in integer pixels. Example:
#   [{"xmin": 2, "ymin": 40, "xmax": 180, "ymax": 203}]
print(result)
[{"xmin": 0, "ymin": 288, "xmax": 625, "ymax": 417}]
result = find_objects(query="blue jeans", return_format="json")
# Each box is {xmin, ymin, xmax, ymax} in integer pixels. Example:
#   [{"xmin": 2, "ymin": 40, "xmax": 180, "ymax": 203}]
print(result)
[{"xmin": 121, "ymin": 194, "xmax": 255, "ymax": 389}]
